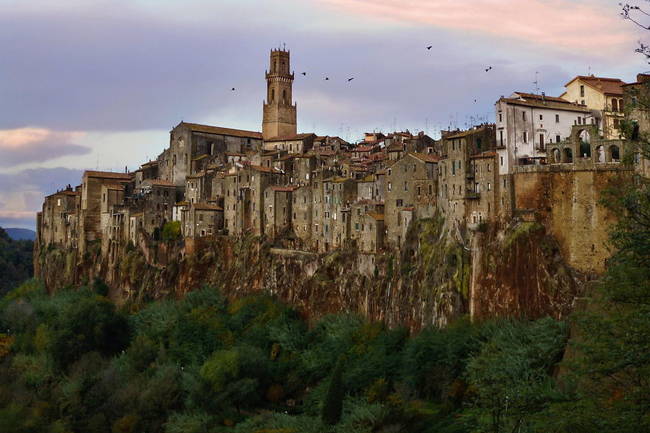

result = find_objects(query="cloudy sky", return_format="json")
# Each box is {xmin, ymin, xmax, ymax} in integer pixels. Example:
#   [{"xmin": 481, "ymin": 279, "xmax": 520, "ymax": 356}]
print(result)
[{"xmin": 0, "ymin": 0, "xmax": 646, "ymax": 229}]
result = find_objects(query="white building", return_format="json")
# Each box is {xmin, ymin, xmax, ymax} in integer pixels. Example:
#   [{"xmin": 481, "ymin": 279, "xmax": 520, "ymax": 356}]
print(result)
[{"xmin": 495, "ymin": 92, "xmax": 591, "ymax": 176}]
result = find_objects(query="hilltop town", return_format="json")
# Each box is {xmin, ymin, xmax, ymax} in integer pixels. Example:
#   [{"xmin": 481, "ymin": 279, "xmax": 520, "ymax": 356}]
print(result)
[{"xmin": 35, "ymin": 49, "xmax": 650, "ymax": 311}]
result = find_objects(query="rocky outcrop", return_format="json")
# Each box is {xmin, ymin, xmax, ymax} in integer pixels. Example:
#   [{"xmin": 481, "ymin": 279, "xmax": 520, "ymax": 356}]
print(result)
[{"xmin": 35, "ymin": 215, "xmax": 584, "ymax": 331}]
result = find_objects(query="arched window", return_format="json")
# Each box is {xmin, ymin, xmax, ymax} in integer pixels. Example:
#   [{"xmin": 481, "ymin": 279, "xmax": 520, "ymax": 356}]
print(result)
[
  {"xmin": 553, "ymin": 148, "xmax": 560, "ymax": 163},
  {"xmin": 282, "ymin": 89, "xmax": 287, "ymax": 104},
  {"xmin": 596, "ymin": 145, "xmax": 605, "ymax": 163},
  {"xmin": 610, "ymin": 145, "xmax": 621, "ymax": 162},
  {"xmin": 271, "ymin": 89, "xmax": 275, "ymax": 102},
  {"xmin": 612, "ymin": 98, "xmax": 618, "ymax": 112},
  {"xmin": 563, "ymin": 147, "xmax": 573, "ymax": 163}
]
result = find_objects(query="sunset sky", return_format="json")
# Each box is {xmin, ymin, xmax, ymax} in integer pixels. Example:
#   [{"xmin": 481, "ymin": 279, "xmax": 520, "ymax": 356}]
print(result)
[{"xmin": 0, "ymin": 0, "xmax": 646, "ymax": 229}]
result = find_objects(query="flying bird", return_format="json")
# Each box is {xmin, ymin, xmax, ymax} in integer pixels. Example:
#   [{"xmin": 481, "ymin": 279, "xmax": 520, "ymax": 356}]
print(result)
[
  {"xmin": 485, "ymin": 66, "xmax": 492, "ymax": 72},
  {"xmin": 347, "ymin": 77, "xmax": 355, "ymax": 82},
  {"xmin": 301, "ymin": 72, "xmax": 306, "ymax": 76},
  {"xmin": 426, "ymin": 45, "xmax": 432, "ymax": 50},
  {"xmin": 324, "ymin": 77, "xmax": 329, "ymax": 81},
  {"xmin": 231, "ymin": 87, "xmax": 235, "ymax": 91}
]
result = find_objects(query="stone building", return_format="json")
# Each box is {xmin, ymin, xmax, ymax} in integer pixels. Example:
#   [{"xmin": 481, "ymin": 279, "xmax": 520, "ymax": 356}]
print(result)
[
  {"xmin": 160, "ymin": 122, "xmax": 262, "ymax": 187},
  {"xmin": 561, "ymin": 75, "xmax": 626, "ymax": 139},
  {"xmin": 350, "ymin": 200, "xmax": 385, "ymax": 253},
  {"xmin": 263, "ymin": 49, "xmax": 297, "ymax": 139},
  {"xmin": 495, "ymin": 92, "xmax": 591, "ymax": 176},
  {"xmin": 263, "ymin": 186, "xmax": 298, "ymax": 237},
  {"xmin": 263, "ymin": 133, "xmax": 316, "ymax": 154},
  {"xmin": 183, "ymin": 203, "xmax": 224, "ymax": 238},
  {"xmin": 385, "ymin": 153, "xmax": 438, "ymax": 248},
  {"xmin": 292, "ymin": 185, "xmax": 313, "ymax": 246},
  {"xmin": 466, "ymin": 152, "xmax": 499, "ymax": 226},
  {"xmin": 79, "ymin": 171, "xmax": 132, "ymax": 253},
  {"xmin": 40, "ymin": 188, "xmax": 79, "ymax": 247}
]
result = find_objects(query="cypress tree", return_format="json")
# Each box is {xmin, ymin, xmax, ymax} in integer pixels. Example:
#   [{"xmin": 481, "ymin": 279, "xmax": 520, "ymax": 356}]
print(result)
[{"xmin": 321, "ymin": 356, "xmax": 345, "ymax": 425}]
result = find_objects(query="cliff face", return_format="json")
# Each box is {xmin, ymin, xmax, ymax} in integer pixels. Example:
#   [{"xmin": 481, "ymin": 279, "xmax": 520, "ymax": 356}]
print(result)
[{"xmin": 35, "ymin": 215, "xmax": 584, "ymax": 331}]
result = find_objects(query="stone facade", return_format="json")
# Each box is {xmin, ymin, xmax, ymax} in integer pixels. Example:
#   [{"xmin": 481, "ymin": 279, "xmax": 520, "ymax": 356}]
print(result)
[{"xmin": 36, "ymin": 49, "xmax": 641, "ymax": 286}]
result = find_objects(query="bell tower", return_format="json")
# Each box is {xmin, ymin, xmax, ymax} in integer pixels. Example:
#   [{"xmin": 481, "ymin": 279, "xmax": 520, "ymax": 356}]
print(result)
[{"xmin": 263, "ymin": 48, "xmax": 297, "ymax": 139}]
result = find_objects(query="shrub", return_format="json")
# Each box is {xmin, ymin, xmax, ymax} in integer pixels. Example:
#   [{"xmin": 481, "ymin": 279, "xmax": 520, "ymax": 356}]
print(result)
[{"xmin": 162, "ymin": 222, "xmax": 182, "ymax": 242}]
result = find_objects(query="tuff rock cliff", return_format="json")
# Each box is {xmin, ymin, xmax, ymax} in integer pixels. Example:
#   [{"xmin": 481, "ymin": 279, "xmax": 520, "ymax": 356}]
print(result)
[{"xmin": 35, "ymin": 215, "xmax": 584, "ymax": 331}]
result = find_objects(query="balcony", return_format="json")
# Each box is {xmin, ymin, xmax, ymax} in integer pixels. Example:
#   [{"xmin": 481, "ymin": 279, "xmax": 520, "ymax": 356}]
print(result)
[{"xmin": 466, "ymin": 192, "xmax": 480, "ymax": 200}]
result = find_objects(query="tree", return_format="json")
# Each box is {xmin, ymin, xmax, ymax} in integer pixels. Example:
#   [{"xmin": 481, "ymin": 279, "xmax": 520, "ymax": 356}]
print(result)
[{"xmin": 321, "ymin": 355, "xmax": 345, "ymax": 426}]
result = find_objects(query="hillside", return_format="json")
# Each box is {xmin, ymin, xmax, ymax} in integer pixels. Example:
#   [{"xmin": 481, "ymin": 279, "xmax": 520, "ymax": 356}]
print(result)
[
  {"xmin": 0, "ymin": 227, "xmax": 34, "ymax": 295},
  {"xmin": 4, "ymin": 228, "xmax": 36, "ymax": 241}
]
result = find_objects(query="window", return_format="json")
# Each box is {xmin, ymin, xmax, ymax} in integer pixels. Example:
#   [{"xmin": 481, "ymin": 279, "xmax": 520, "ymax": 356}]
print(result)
[
  {"xmin": 396, "ymin": 199, "xmax": 403, "ymax": 207},
  {"xmin": 523, "ymin": 131, "xmax": 528, "ymax": 143},
  {"xmin": 500, "ymin": 156, "xmax": 504, "ymax": 166},
  {"xmin": 539, "ymin": 134, "xmax": 544, "ymax": 149},
  {"xmin": 523, "ymin": 111, "xmax": 527, "ymax": 121},
  {"xmin": 612, "ymin": 99, "xmax": 619, "ymax": 112},
  {"xmin": 581, "ymin": 100, "xmax": 585, "ymax": 105},
  {"xmin": 539, "ymin": 114, "xmax": 543, "ymax": 121},
  {"xmin": 404, "ymin": 181, "xmax": 408, "ymax": 191},
  {"xmin": 499, "ymin": 130, "xmax": 504, "ymax": 147},
  {"xmin": 388, "ymin": 182, "xmax": 392, "ymax": 191},
  {"xmin": 487, "ymin": 182, "xmax": 491, "ymax": 191},
  {"xmin": 580, "ymin": 85, "xmax": 585, "ymax": 97},
  {"xmin": 498, "ymin": 112, "xmax": 503, "ymax": 122},
  {"xmin": 417, "ymin": 186, "xmax": 421, "ymax": 196}
]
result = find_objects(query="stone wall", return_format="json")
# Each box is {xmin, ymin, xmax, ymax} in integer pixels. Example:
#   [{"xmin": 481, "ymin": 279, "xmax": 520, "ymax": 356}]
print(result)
[{"xmin": 514, "ymin": 163, "xmax": 631, "ymax": 274}]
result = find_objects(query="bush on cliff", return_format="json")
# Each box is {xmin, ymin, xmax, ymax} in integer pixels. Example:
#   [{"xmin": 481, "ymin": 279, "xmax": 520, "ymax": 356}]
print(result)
[{"xmin": 162, "ymin": 221, "xmax": 182, "ymax": 242}]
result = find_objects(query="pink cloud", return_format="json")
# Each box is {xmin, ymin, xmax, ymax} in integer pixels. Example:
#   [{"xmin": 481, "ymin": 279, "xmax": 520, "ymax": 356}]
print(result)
[
  {"xmin": 0, "ymin": 128, "xmax": 89, "ymax": 166},
  {"xmin": 318, "ymin": 0, "xmax": 634, "ymax": 53}
]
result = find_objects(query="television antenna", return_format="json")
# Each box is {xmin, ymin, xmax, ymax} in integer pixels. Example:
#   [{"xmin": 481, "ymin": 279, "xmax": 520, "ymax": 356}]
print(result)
[{"xmin": 533, "ymin": 71, "xmax": 540, "ymax": 94}]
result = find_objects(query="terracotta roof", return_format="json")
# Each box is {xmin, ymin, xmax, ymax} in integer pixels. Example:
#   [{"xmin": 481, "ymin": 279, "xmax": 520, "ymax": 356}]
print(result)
[
  {"xmin": 179, "ymin": 122, "xmax": 262, "ymax": 139},
  {"xmin": 512, "ymin": 92, "xmax": 569, "ymax": 104},
  {"xmin": 499, "ymin": 97, "xmax": 590, "ymax": 113},
  {"xmin": 367, "ymin": 212, "xmax": 384, "ymax": 221},
  {"xmin": 387, "ymin": 143, "xmax": 404, "ymax": 152},
  {"xmin": 271, "ymin": 186, "xmax": 299, "ymax": 192},
  {"xmin": 354, "ymin": 145, "xmax": 376, "ymax": 152},
  {"xmin": 565, "ymin": 76, "xmax": 626, "ymax": 96},
  {"xmin": 84, "ymin": 170, "xmax": 132, "ymax": 180},
  {"xmin": 409, "ymin": 152, "xmax": 440, "ymax": 163},
  {"xmin": 194, "ymin": 203, "xmax": 223, "ymax": 211},
  {"xmin": 141, "ymin": 160, "xmax": 159, "ymax": 167},
  {"xmin": 470, "ymin": 151, "xmax": 498, "ymax": 159},
  {"xmin": 250, "ymin": 164, "xmax": 281, "ymax": 174},
  {"xmin": 264, "ymin": 133, "xmax": 316, "ymax": 142},
  {"xmin": 444, "ymin": 125, "xmax": 493, "ymax": 140}
]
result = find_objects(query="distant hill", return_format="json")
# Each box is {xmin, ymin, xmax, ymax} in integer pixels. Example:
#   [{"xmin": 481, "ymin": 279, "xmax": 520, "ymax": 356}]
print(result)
[
  {"xmin": 0, "ymin": 227, "xmax": 34, "ymax": 295},
  {"xmin": 5, "ymin": 228, "xmax": 36, "ymax": 241}
]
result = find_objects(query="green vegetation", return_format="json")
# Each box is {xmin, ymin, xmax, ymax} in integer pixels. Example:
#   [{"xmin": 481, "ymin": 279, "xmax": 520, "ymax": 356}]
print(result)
[
  {"xmin": 0, "ymin": 227, "xmax": 33, "ymax": 296},
  {"xmin": 0, "ymin": 278, "xmax": 574, "ymax": 433},
  {"xmin": 162, "ymin": 221, "xmax": 182, "ymax": 241}
]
